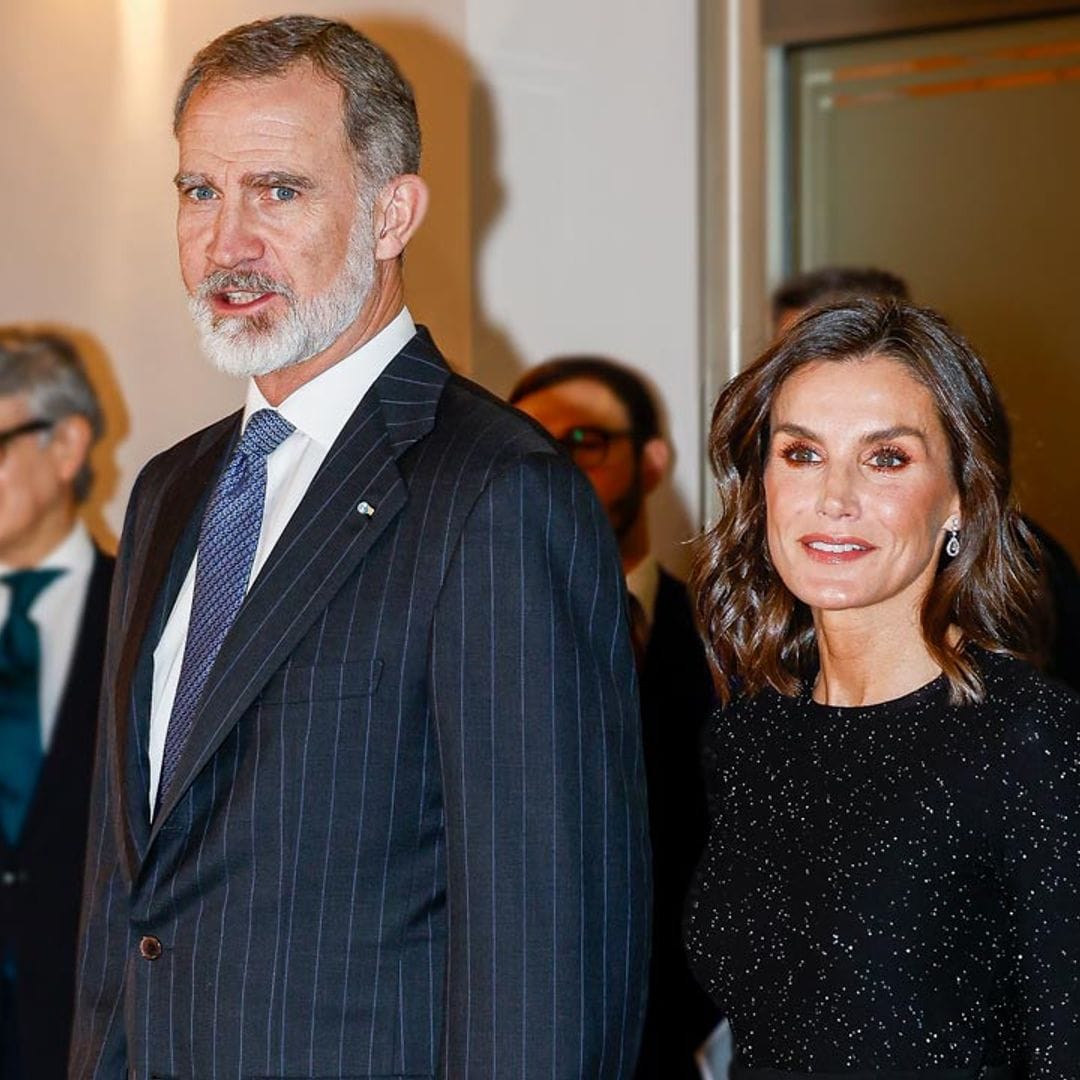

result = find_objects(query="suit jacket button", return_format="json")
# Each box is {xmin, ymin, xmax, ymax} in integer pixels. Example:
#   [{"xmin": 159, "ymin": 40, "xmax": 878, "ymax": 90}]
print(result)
[{"xmin": 139, "ymin": 935, "xmax": 163, "ymax": 961}]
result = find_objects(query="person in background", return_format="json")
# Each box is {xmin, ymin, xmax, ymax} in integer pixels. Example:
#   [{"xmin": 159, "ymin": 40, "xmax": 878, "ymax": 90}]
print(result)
[
  {"xmin": 0, "ymin": 329, "xmax": 113, "ymax": 1080},
  {"xmin": 772, "ymin": 265, "xmax": 1080, "ymax": 691},
  {"xmin": 687, "ymin": 298, "xmax": 1080, "ymax": 1074},
  {"xmin": 511, "ymin": 357, "xmax": 721, "ymax": 1079},
  {"xmin": 772, "ymin": 265, "xmax": 909, "ymax": 335},
  {"xmin": 71, "ymin": 17, "xmax": 648, "ymax": 1078}
]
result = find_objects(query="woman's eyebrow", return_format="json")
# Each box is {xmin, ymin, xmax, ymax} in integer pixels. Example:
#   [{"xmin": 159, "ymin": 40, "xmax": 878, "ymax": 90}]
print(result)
[
  {"xmin": 771, "ymin": 422, "xmax": 818, "ymax": 441},
  {"xmin": 860, "ymin": 425, "xmax": 928, "ymax": 447},
  {"xmin": 770, "ymin": 422, "xmax": 929, "ymax": 448}
]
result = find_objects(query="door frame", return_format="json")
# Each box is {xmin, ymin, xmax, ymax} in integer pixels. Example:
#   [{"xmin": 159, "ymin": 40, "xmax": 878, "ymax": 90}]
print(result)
[
  {"xmin": 697, "ymin": 0, "xmax": 1080, "ymax": 519},
  {"xmin": 763, "ymin": 0, "xmax": 1080, "ymax": 46}
]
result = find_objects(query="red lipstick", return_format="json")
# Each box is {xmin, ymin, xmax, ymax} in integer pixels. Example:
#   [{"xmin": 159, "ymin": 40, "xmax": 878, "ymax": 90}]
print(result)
[{"xmin": 798, "ymin": 534, "xmax": 877, "ymax": 563}]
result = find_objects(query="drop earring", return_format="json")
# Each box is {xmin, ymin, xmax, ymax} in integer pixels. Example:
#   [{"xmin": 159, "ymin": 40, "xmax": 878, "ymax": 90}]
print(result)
[{"xmin": 945, "ymin": 516, "xmax": 961, "ymax": 558}]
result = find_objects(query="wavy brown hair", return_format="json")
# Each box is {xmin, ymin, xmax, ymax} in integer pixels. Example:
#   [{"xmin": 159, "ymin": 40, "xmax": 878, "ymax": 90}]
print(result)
[{"xmin": 692, "ymin": 299, "xmax": 1044, "ymax": 705}]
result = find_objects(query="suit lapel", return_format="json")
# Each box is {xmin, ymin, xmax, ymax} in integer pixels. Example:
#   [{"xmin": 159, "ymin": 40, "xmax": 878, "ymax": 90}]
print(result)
[
  {"xmin": 114, "ymin": 414, "xmax": 238, "ymax": 873},
  {"xmin": 147, "ymin": 330, "xmax": 450, "ymax": 849}
]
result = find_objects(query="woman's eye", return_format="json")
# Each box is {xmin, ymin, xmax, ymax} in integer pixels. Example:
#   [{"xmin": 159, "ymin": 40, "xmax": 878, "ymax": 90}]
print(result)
[
  {"xmin": 869, "ymin": 448, "xmax": 909, "ymax": 469},
  {"xmin": 781, "ymin": 443, "xmax": 820, "ymax": 464}
]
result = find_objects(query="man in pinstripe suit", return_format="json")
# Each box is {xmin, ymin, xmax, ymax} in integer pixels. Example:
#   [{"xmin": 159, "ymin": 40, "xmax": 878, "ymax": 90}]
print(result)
[{"xmin": 71, "ymin": 16, "xmax": 649, "ymax": 1079}]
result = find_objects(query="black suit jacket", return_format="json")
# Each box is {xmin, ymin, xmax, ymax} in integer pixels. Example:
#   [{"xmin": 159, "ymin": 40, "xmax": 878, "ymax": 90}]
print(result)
[
  {"xmin": 634, "ymin": 568, "xmax": 720, "ymax": 1078},
  {"xmin": 1026, "ymin": 519, "xmax": 1080, "ymax": 693},
  {"xmin": 71, "ymin": 330, "xmax": 650, "ymax": 1079},
  {"xmin": 0, "ymin": 547, "xmax": 113, "ymax": 1080}
]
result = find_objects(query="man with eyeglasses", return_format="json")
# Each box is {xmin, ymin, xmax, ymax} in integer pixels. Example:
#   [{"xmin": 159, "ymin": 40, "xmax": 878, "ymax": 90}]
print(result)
[
  {"xmin": 511, "ymin": 357, "xmax": 721, "ymax": 1079},
  {"xmin": 0, "ymin": 328, "xmax": 113, "ymax": 1079}
]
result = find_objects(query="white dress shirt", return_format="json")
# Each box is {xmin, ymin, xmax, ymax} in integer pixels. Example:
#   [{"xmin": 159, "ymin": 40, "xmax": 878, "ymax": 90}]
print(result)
[
  {"xmin": 147, "ymin": 307, "xmax": 417, "ymax": 815},
  {"xmin": 0, "ymin": 521, "xmax": 96, "ymax": 754}
]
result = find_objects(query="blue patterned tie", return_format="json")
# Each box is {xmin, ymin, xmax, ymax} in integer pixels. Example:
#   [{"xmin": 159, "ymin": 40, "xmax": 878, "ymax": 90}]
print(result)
[
  {"xmin": 157, "ymin": 409, "xmax": 294, "ymax": 805},
  {"xmin": 0, "ymin": 568, "xmax": 63, "ymax": 845}
]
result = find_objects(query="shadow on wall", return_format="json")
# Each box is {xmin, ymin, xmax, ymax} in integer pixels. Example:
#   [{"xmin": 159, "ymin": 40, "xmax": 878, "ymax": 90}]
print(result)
[
  {"xmin": 357, "ymin": 16, "xmax": 523, "ymax": 387},
  {"xmin": 357, "ymin": 17, "xmax": 470, "ymax": 368},
  {"xmin": 0, "ymin": 321, "xmax": 131, "ymax": 556},
  {"xmin": 469, "ymin": 64, "xmax": 525, "ymax": 395},
  {"xmin": 342, "ymin": 16, "xmax": 697, "ymax": 575},
  {"xmin": 55, "ymin": 324, "xmax": 127, "ymax": 554}
]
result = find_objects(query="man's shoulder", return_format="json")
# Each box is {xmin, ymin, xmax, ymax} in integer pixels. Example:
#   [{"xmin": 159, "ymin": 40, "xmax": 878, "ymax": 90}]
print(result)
[
  {"xmin": 428, "ymin": 368, "xmax": 564, "ymax": 471},
  {"xmin": 380, "ymin": 326, "xmax": 563, "ymax": 473}
]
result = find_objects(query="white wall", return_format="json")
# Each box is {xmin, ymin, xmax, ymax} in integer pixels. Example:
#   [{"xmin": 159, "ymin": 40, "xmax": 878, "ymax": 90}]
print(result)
[
  {"xmin": 1, "ymin": 0, "xmax": 702, "ymax": 572},
  {"xmin": 467, "ymin": 0, "xmax": 701, "ymax": 572}
]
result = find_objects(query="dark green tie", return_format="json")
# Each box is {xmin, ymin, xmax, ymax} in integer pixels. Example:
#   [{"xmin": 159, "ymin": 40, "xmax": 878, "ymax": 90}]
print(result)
[{"xmin": 0, "ymin": 568, "xmax": 63, "ymax": 845}]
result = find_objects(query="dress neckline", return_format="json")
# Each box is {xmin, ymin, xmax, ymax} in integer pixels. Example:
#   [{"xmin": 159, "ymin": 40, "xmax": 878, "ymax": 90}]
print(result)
[{"xmin": 800, "ymin": 669, "xmax": 948, "ymax": 719}]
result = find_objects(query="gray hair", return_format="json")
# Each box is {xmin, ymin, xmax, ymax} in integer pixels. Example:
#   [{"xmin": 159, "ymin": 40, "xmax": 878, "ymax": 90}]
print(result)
[
  {"xmin": 174, "ymin": 15, "xmax": 421, "ymax": 193},
  {"xmin": 0, "ymin": 329, "xmax": 104, "ymax": 502}
]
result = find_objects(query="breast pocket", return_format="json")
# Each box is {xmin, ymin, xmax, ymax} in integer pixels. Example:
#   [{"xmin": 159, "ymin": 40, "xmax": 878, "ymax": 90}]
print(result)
[{"xmin": 259, "ymin": 658, "xmax": 383, "ymax": 705}]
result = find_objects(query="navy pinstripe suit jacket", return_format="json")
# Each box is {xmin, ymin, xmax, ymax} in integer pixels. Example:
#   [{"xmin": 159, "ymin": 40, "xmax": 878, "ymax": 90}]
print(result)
[{"xmin": 70, "ymin": 329, "xmax": 650, "ymax": 1079}]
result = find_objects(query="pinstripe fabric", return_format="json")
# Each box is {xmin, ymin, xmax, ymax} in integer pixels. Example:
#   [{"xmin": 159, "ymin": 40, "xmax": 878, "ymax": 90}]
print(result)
[{"xmin": 71, "ymin": 328, "xmax": 650, "ymax": 1079}]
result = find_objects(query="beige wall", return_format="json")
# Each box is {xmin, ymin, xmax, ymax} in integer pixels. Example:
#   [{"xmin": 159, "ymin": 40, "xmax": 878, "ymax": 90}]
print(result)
[
  {"xmin": 466, "ymin": 0, "xmax": 701, "ymax": 572},
  {"xmin": 1, "ymin": 0, "xmax": 702, "ymax": 572}
]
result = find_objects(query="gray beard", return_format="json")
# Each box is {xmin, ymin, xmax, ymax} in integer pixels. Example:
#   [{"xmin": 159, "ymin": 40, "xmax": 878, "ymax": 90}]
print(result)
[{"xmin": 187, "ymin": 218, "xmax": 375, "ymax": 379}]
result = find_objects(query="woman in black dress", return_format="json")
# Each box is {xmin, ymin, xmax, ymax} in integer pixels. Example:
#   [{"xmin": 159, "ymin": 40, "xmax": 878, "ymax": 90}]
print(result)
[{"xmin": 686, "ymin": 299, "xmax": 1079, "ymax": 1078}]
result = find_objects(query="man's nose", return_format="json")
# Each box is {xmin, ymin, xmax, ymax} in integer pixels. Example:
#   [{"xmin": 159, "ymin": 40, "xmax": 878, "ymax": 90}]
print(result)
[{"xmin": 206, "ymin": 199, "xmax": 265, "ymax": 269}]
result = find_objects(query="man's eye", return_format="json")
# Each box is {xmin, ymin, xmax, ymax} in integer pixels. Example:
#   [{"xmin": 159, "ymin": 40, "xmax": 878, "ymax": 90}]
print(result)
[
  {"xmin": 269, "ymin": 186, "xmax": 299, "ymax": 201},
  {"xmin": 569, "ymin": 431, "xmax": 607, "ymax": 451},
  {"xmin": 186, "ymin": 186, "xmax": 216, "ymax": 202}
]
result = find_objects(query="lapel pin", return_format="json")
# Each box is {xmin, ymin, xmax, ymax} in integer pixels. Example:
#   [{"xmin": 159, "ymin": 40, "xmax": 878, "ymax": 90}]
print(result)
[{"xmin": 356, "ymin": 500, "xmax": 376, "ymax": 517}]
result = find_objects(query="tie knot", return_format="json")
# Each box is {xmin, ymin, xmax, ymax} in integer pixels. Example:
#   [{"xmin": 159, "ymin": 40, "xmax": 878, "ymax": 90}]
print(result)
[
  {"xmin": 238, "ymin": 409, "xmax": 294, "ymax": 460},
  {"xmin": 2, "ymin": 568, "xmax": 64, "ymax": 616}
]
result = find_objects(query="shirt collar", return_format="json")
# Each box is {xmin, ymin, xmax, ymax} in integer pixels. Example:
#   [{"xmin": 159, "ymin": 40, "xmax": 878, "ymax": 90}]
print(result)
[
  {"xmin": 242, "ymin": 306, "xmax": 417, "ymax": 448},
  {"xmin": 625, "ymin": 555, "xmax": 660, "ymax": 630}
]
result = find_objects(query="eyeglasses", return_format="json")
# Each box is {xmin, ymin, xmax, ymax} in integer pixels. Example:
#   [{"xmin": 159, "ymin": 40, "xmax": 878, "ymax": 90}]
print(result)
[
  {"xmin": 0, "ymin": 419, "xmax": 53, "ymax": 461},
  {"xmin": 556, "ymin": 426, "xmax": 636, "ymax": 469}
]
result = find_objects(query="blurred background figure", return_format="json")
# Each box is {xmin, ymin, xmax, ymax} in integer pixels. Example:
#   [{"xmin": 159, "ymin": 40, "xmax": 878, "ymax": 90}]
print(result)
[
  {"xmin": 772, "ymin": 266, "xmax": 1080, "ymax": 692},
  {"xmin": 0, "ymin": 329, "xmax": 113, "ymax": 1080},
  {"xmin": 772, "ymin": 266, "xmax": 909, "ymax": 336},
  {"xmin": 510, "ymin": 357, "xmax": 721, "ymax": 1078}
]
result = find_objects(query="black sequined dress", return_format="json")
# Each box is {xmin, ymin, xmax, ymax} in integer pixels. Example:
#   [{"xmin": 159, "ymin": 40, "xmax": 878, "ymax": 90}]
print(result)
[{"xmin": 685, "ymin": 650, "xmax": 1080, "ymax": 1078}]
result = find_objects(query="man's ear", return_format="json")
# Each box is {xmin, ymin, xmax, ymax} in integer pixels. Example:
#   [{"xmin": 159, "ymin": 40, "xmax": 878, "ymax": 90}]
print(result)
[
  {"xmin": 373, "ymin": 174, "xmax": 429, "ymax": 261},
  {"xmin": 48, "ymin": 414, "xmax": 93, "ymax": 486},
  {"xmin": 639, "ymin": 436, "xmax": 670, "ymax": 495}
]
